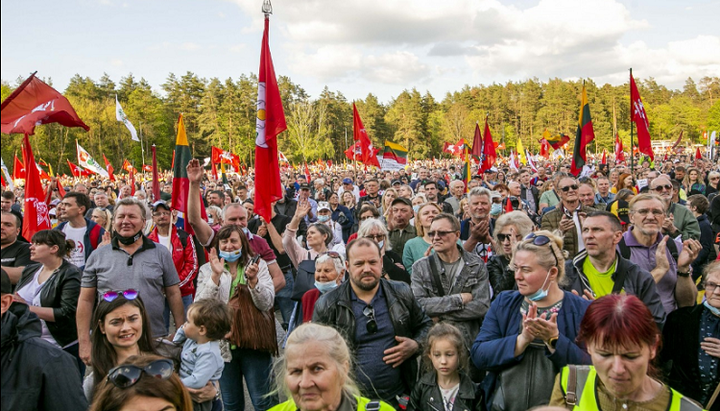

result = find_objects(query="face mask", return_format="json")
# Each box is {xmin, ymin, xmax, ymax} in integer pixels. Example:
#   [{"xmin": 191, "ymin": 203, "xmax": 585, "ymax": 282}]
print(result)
[
  {"xmin": 114, "ymin": 231, "xmax": 143, "ymax": 246},
  {"xmin": 318, "ymin": 215, "xmax": 330, "ymax": 222},
  {"xmin": 219, "ymin": 248, "xmax": 242, "ymax": 263},
  {"xmin": 51, "ymin": 219, "xmax": 58, "ymax": 227},
  {"xmin": 315, "ymin": 279, "xmax": 339, "ymax": 294},
  {"xmin": 490, "ymin": 203, "xmax": 502, "ymax": 215},
  {"xmin": 207, "ymin": 217, "xmax": 214, "ymax": 225},
  {"xmin": 413, "ymin": 205, "xmax": 420, "ymax": 213},
  {"xmin": 527, "ymin": 270, "xmax": 553, "ymax": 302},
  {"xmin": 378, "ymin": 240, "xmax": 385, "ymax": 250},
  {"xmin": 704, "ymin": 300, "xmax": 720, "ymax": 316},
  {"xmin": 242, "ymin": 227, "xmax": 250, "ymax": 236}
]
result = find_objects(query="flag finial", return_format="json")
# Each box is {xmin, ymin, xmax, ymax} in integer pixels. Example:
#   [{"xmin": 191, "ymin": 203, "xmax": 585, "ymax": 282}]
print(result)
[{"xmin": 262, "ymin": 0, "xmax": 272, "ymax": 16}]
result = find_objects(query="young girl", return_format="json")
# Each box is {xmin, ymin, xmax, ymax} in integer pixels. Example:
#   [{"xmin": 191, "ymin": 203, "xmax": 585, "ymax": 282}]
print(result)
[{"xmin": 408, "ymin": 323, "xmax": 480, "ymax": 411}]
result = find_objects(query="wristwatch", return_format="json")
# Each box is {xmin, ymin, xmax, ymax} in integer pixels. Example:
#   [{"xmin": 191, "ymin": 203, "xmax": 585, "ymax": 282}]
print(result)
[
  {"xmin": 546, "ymin": 336, "xmax": 559, "ymax": 349},
  {"xmin": 677, "ymin": 270, "xmax": 691, "ymax": 278}
]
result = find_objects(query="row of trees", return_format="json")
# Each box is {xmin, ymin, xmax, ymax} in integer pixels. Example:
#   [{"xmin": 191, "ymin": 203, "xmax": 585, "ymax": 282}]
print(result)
[{"xmin": 1, "ymin": 72, "xmax": 719, "ymax": 176}]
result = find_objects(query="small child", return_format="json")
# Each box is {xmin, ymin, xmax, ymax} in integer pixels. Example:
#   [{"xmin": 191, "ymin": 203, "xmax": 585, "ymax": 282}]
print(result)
[
  {"xmin": 174, "ymin": 299, "xmax": 232, "ymax": 411},
  {"xmin": 408, "ymin": 323, "xmax": 480, "ymax": 411}
]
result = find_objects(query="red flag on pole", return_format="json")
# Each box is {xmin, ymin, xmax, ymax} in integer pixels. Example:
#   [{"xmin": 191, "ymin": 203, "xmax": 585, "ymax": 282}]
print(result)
[
  {"xmin": 671, "ymin": 130, "xmax": 684, "ymax": 149},
  {"xmin": 253, "ymin": 13, "xmax": 287, "ymax": 223},
  {"xmin": 129, "ymin": 168, "xmax": 136, "ymax": 196},
  {"xmin": 352, "ymin": 103, "xmax": 380, "ymax": 167},
  {"xmin": 696, "ymin": 147, "xmax": 702, "ymax": 160},
  {"xmin": 344, "ymin": 141, "xmax": 362, "ymax": 161},
  {"xmin": 539, "ymin": 139, "xmax": 551, "ymax": 159},
  {"xmin": 481, "ymin": 118, "xmax": 496, "ymax": 171},
  {"xmin": 103, "ymin": 154, "xmax": 115, "ymax": 181},
  {"xmin": 12, "ymin": 155, "xmax": 25, "ymax": 180},
  {"xmin": 1, "ymin": 73, "xmax": 89, "ymax": 135},
  {"xmin": 56, "ymin": 179, "xmax": 66, "ymax": 199},
  {"xmin": 630, "ymin": 73, "xmax": 654, "ymax": 160},
  {"xmin": 570, "ymin": 82, "xmax": 595, "ymax": 176},
  {"xmin": 470, "ymin": 122, "xmax": 483, "ymax": 164},
  {"xmin": 151, "ymin": 145, "xmax": 160, "ymax": 202},
  {"xmin": 21, "ymin": 134, "xmax": 51, "ymax": 240},
  {"xmin": 615, "ymin": 133, "xmax": 625, "ymax": 162},
  {"xmin": 601, "ymin": 149, "xmax": 607, "ymax": 165}
]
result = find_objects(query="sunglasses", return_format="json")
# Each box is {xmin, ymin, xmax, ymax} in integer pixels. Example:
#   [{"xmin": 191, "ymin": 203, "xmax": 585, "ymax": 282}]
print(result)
[
  {"xmin": 321, "ymin": 251, "xmax": 343, "ymax": 260},
  {"xmin": 427, "ymin": 230, "xmax": 455, "ymax": 238},
  {"xmin": 363, "ymin": 305, "xmax": 378, "ymax": 334},
  {"xmin": 364, "ymin": 234, "xmax": 386, "ymax": 242},
  {"xmin": 107, "ymin": 359, "xmax": 174, "ymax": 388},
  {"xmin": 560, "ymin": 184, "xmax": 579, "ymax": 192},
  {"xmin": 652, "ymin": 185, "xmax": 673, "ymax": 192},
  {"xmin": 103, "ymin": 289, "xmax": 139, "ymax": 302},
  {"xmin": 497, "ymin": 233, "xmax": 517, "ymax": 243},
  {"xmin": 523, "ymin": 233, "xmax": 559, "ymax": 267}
]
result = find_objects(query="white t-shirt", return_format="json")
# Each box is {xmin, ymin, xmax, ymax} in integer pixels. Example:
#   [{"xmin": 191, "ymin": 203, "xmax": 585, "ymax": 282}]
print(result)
[
  {"xmin": 16, "ymin": 267, "xmax": 61, "ymax": 348},
  {"xmin": 157, "ymin": 234, "xmax": 171, "ymax": 251},
  {"xmin": 62, "ymin": 224, "xmax": 88, "ymax": 268}
]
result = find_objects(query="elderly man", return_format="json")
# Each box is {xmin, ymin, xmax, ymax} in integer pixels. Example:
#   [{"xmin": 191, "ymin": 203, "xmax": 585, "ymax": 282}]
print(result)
[
  {"xmin": 387, "ymin": 197, "xmax": 416, "ymax": 256},
  {"xmin": 411, "ymin": 214, "xmax": 491, "ymax": 354},
  {"xmin": 444, "ymin": 180, "xmax": 466, "ymax": 215},
  {"xmin": 541, "ymin": 176, "xmax": 596, "ymax": 256},
  {"xmin": 563, "ymin": 211, "xmax": 665, "ymax": 327},
  {"xmin": 578, "ymin": 183, "xmax": 603, "ymax": 210},
  {"xmin": 313, "ymin": 238, "xmax": 432, "ymax": 407},
  {"xmin": 649, "ymin": 176, "xmax": 700, "ymax": 241},
  {"xmin": 337, "ymin": 177, "xmax": 360, "ymax": 202},
  {"xmin": 621, "ymin": 194, "xmax": 701, "ymax": 314},
  {"xmin": 461, "ymin": 187, "xmax": 495, "ymax": 262}
]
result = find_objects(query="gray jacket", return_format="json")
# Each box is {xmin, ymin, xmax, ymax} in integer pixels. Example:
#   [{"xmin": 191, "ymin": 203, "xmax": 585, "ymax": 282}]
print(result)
[{"xmin": 411, "ymin": 246, "xmax": 491, "ymax": 349}]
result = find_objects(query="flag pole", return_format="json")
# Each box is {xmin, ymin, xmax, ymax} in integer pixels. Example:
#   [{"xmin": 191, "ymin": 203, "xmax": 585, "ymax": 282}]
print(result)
[{"xmin": 629, "ymin": 68, "xmax": 634, "ymax": 174}]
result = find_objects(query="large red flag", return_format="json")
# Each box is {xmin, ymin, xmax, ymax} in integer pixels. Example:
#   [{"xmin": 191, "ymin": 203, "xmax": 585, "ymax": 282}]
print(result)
[
  {"xmin": 344, "ymin": 141, "xmax": 362, "ymax": 161},
  {"xmin": 630, "ymin": 73, "xmax": 654, "ymax": 160},
  {"xmin": 254, "ymin": 15, "xmax": 287, "ymax": 223},
  {"xmin": 470, "ymin": 122, "xmax": 483, "ymax": 164},
  {"xmin": 12, "ymin": 155, "xmax": 25, "ymax": 180},
  {"xmin": 615, "ymin": 133, "xmax": 625, "ymax": 162},
  {"xmin": 539, "ymin": 139, "xmax": 551, "ymax": 158},
  {"xmin": 1, "ymin": 73, "xmax": 89, "ymax": 135},
  {"xmin": 103, "ymin": 154, "xmax": 116, "ymax": 181},
  {"xmin": 66, "ymin": 159, "xmax": 90, "ymax": 178},
  {"xmin": 21, "ymin": 135, "xmax": 51, "ymax": 240},
  {"xmin": 352, "ymin": 103, "xmax": 380, "ymax": 167},
  {"xmin": 481, "ymin": 118, "xmax": 497, "ymax": 172}
]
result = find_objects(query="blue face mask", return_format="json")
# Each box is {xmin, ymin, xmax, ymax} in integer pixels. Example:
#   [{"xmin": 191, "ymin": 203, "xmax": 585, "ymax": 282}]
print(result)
[
  {"xmin": 219, "ymin": 248, "xmax": 242, "ymax": 262},
  {"xmin": 527, "ymin": 270, "xmax": 552, "ymax": 302},
  {"xmin": 378, "ymin": 240, "xmax": 385, "ymax": 250},
  {"xmin": 704, "ymin": 300, "xmax": 720, "ymax": 316},
  {"xmin": 315, "ymin": 279, "xmax": 339, "ymax": 294},
  {"xmin": 491, "ymin": 203, "xmax": 502, "ymax": 215},
  {"xmin": 318, "ymin": 215, "xmax": 330, "ymax": 222},
  {"xmin": 413, "ymin": 205, "xmax": 420, "ymax": 213},
  {"xmin": 242, "ymin": 227, "xmax": 250, "ymax": 236}
]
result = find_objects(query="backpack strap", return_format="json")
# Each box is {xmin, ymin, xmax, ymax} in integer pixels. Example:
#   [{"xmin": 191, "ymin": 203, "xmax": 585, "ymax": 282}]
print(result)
[
  {"xmin": 611, "ymin": 258, "xmax": 627, "ymax": 294},
  {"xmin": 565, "ymin": 365, "xmax": 592, "ymax": 407},
  {"xmin": 428, "ymin": 254, "xmax": 445, "ymax": 297},
  {"xmin": 618, "ymin": 236, "xmax": 631, "ymax": 260},
  {"xmin": 666, "ymin": 238, "xmax": 679, "ymax": 263}
]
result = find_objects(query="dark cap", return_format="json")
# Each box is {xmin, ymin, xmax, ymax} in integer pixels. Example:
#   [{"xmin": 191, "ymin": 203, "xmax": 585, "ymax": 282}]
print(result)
[
  {"xmin": 152, "ymin": 200, "xmax": 171, "ymax": 211},
  {"xmin": 391, "ymin": 179, "xmax": 402, "ymax": 186},
  {"xmin": 299, "ymin": 183, "xmax": 311, "ymax": 190},
  {"xmin": 1, "ymin": 268, "xmax": 11, "ymax": 294},
  {"xmin": 616, "ymin": 200, "xmax": 630, "ymax": 225},
  {"xmin": 391, "ymin": 197, "xmax": 412, "ymax": 208}
]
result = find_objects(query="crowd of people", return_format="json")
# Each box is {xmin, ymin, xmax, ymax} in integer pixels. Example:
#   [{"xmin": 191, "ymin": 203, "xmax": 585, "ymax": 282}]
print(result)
[{"xmin": 1, "ymin": 153, "xmax": 720, "ymax": 411}]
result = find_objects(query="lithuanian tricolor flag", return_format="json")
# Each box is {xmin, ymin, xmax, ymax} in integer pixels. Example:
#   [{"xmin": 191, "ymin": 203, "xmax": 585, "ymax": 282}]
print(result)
[
  {"xmin": 380, "ymin": 141, "xmax": 408, "ymax": 170},
  {"xmin": 571, "ymin": 83, "xmax": 595, "ymax": 176},
  {"xmin": 171, "ymin": 114, "xmax": 206, "ymax": 234}
]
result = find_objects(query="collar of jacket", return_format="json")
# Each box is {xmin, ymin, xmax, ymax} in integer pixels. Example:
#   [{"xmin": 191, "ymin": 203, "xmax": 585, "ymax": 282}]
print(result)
[
  {"xmin": 418, "ymin": 371, "xmax": 477, "ymax": 400},
  {"xmin": 572, "ymin": 250, "xmax": 630, "ymax": 293}
]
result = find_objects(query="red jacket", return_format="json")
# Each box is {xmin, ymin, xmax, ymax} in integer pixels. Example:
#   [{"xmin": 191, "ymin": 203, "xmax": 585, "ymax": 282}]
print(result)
[{"xmin": 147, "ymin": 225, "xmax": 198, "ymax": 297}]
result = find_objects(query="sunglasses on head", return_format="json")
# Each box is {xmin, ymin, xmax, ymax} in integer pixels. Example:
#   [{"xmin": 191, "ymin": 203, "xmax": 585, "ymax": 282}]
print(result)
[
  {"xmin": 560, "ymin": 184, "xmax": 579, "ymax": 192},
  {"xmin": 321, "ymin": 251, "xmax": 342, "ymax": 260},
  {"xmin": 523, "ymin": 233, "xmax": 559, "ymax": 267},
  {"xmin": 102, "ymin": 289, "xmax": 139, "ymax": 302},
  {"xmin": 107, "ymin": 359, "xmax": 174, "ymax": 388}
]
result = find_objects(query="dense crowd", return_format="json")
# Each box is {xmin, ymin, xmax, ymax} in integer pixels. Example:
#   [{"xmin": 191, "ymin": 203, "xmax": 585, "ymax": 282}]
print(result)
[{"xmin": 1, "ymin": 153, "xmax": 720, "ymax": 411}]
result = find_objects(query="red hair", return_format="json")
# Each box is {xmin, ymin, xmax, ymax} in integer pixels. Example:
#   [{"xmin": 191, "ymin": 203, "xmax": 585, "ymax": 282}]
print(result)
[{"xmin": 577, "ymin": 294, "xmax": 660, "ymax": 353}]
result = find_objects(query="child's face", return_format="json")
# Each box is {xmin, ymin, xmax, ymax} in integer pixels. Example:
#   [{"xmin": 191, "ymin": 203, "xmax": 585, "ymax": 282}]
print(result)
[
  {"xmin": 429, "ymin": 338, "xmax": 459, "ymax": 378},
  {"xmin": 183, "ymin": 309, "xmax": 205, "ymax": 341}
]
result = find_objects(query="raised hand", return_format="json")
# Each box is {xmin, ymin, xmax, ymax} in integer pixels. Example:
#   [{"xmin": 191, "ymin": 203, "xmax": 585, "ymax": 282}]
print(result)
[{"xmin": 186, "ymin": 159, "xmax": 204, "ymax": 184}]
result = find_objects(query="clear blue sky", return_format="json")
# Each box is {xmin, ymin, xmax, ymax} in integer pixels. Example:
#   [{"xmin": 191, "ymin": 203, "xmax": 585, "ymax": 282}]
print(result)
[{"xmin": 2, "ymin": 0, "xmax": 718, "ymax": 103}]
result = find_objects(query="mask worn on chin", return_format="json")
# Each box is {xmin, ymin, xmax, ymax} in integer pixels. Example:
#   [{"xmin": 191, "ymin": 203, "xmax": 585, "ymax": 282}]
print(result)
[
  {"xmin": 413, "ymin": 205, "xmax": 420, "ymax": 213},
  {"xmin": 242, "ymin": 227, "xmax": 250, "ymax": 236},
  {"xmin": 315, "ymin": 279, "xmax": 340, "ymax": 294},
  {"xmin": 527, "ymin": 270, "xmax": 553, "ymax": 302},
  {"xmin": 207, "ymin": 218, "xmax": 214, "ymax": 225},
  {"xmin": 115, "ymin": 231, "xmax": 143, "ymax": 246},
  {"xmin": 219, "ymin": 248, "xmax": 242, "ymax": 262},
  {"xmin": 378, "ymin": 240, "xmax": 385, "ymax": 249},
  {"xmin": 704, "ymin": 300, "xmax": 720, "ymax": 316},
  {"xmin": 317, "ymin": 215, "xmax": 330, "ymax": 223}
]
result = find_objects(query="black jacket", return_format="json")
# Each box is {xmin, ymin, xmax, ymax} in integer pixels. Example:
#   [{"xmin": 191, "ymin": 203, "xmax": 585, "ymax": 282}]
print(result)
[
  {"xmin": 1, "ymin": 303, "xmax": 87, "ymax": 411},
  {"xmin": 693, "ymin": 214, "xmax": 716, "ymax": 275},
  {"xmin": 16, "ymin": 261, "xmax": 81, "ymax": 347},
  {"xmin": 563, "ymin": 251, "xmax": 666, "ymax": 328},
  {"xmin": 408, "ymin": 371, "xmax": 481, "ymax": 411},
  {"xmin": 487, "ymin": 255, "xmax": 515, "ymax": 298},
  {"xmin": 661, "ymin": 304, "xmax": 720, "ymax": 409},
  {"xmin": 520, "ymin": 185, "xmax": 540, "ymax": 213},
  {"xmin": 313, "ymin": 278, "xmax": 433, "ymax": 393}
]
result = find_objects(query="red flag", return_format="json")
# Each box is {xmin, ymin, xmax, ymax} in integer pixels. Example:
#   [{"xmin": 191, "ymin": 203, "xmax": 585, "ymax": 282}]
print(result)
[
  {"xmin": 1, "ymin": 73, "xmax": 89, "ymax": 135},
  {"xmin": 151, "ymin": 145, "xmax": 160, "ymax": 202},
  {"xmin": 481, "ymin": 119, "xmax": 497, "ymax": 171},
  {"xmin": 103, "ymin": 154, "xmax": 115, "ymax": 181},
  {"xmin": 630, "ymin": 73, "xmax": 654, "ymax": 160},
  {"xmin": 142, "ymin": 164, "xmax": 153, "ymax": 172},
  {"xmin": 539, "ymin": 139, "xmax": 550, "ymax": 158},
  {"xmin": 129, "ymin": 168, "xmax": 136, "ymax": 196},
  {"xmin": 615, "ymin": 133, "xmax": 625, "ymax": 162},
  {"xmin": 21, "ymin": 135, "xmax": 51, "ymax": 240},
  {"xmin": 601, "ymin": 149, "xmax": 607, "ymax": 165},
  {"xmin": 505, "ymin": 197, "xmax": 514, "ymax": 213},
  {"xmin": 470, "ymin": 122, "xmax": 483, "ymax": 164},
  {"xmin": 211, "ymin": 159, "xmax": 218, "ymax": 181},
  {"xmin": 253, "ymin": 15, "xmax": 287, "ymax": 223},
  {"xmin": 671, "ymin": 130, "xmax": 684, "ymax": 149},
  {"xmin": 304, "ymin": 163, "xmax": 311, "ymax": 181},
  {"xmin": 12, "ymin": 155, "xmax": 25, "ymax": 180},
  {"xmin": 56, "ymin": 179, "xmax": 66, "ymax": 198},
  {"xmin": 344, "ymin": 141, "xmax": 362, "ymax": 161},
  {"xmin": 570, "ymin": 83, "xmax": 595, "ymax": 176},
  {"xmin": 352, "ymin": 103, "xmax": 380, "ymax": 167},
  {"xmin": 122, "ymin": 159, "xmax": 135, "ymax": 173},
  {"xmin": 66, "ymin": 160, "xmax": 82, "ymax": 178},
  {"xmin": 696, "ymin": 147, "xmax": 702, "ymax": 160}
]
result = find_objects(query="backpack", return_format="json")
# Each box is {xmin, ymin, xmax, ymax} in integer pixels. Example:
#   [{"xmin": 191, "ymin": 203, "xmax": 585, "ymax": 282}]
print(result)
[{"xmin": 618, "ymin": 236, "xmax": 678, "ymax": 263}]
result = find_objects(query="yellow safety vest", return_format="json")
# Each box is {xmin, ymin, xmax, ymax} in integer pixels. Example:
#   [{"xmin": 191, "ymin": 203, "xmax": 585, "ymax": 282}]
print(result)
[{"xmin": 559, "ymin": 365, "xmax": 705, "ymax": 411}]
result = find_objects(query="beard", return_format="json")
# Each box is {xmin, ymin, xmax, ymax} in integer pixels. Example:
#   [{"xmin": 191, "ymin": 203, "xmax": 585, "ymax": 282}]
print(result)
[{"xmin": 351, "ymin": 273, "xmax": 380, "ymax": 291}]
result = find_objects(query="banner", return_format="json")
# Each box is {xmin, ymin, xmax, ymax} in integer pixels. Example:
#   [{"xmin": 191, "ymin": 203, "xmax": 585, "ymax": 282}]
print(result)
[
  {"xmin": 115, "ymin": 95, "xmax": 139, "ymax": 142},
  {"xmin": 76, "ymin": 142, "xmax": 109, "ymax": 177}
]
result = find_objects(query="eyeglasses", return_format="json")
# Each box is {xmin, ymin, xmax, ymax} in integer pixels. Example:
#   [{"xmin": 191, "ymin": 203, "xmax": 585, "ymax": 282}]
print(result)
[
  {"xmin": 523, "ymin": 233, "xmax": 559, "ymax": 267},
  {"xmin": 497, "ymin": 233, "xmax": 517, "ymax": 243},
  {"xmin": 107, "ymin": 359, "xmax": 174, "ymax": 388},
  {"xmin": 560, "ymin": 184, "xmax": 579, "ymax": 192},
  {"xmin": 363, "ymin": 305, "xmax": 378, "ymax": 334},
  {"xmin": 427, "ymin": 230, "xmax": 455, "ymax": 238},
  {"xmin": 103, "ymin": 289, "xmax": 139, "ymax": 302},
  {"xmin": 152, "ymin": 211, "xmax": 171, "ymax": 217},
  {"xmin": 705, "ymin": 282, "xmax": 719, "ymax": 294},
  {"xmin": 652, "ymin": 185, "xmax": 673, "ymax": 192},
  {"xmin": 364, "ymin": 234, "xmax": 386, "ymax": 242}
]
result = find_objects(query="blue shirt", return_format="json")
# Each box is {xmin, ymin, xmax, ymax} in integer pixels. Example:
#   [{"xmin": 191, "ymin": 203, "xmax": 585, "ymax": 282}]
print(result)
[
  {"xmin": 173, "ymin": 327, "xmax": 224, "ymax": 390},
  {"xmin": 351, "ymin": 285, "xmax": 404, "ymax": 401}
]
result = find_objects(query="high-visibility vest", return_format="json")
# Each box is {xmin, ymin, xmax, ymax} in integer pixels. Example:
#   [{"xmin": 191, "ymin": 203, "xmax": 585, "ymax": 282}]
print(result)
[{"xmin": 559, "ymin": 365, "xmax": 705, "ymax": 411}]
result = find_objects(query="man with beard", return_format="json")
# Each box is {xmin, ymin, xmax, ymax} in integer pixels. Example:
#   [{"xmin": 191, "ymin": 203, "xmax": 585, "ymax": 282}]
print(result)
[
  {"xmin": 313, "ymin": 238, "xmax": 432, "ymax": 407},
  {"xmin": 461, "ymin": 187, "xmax": 495, "ymax": 262}
]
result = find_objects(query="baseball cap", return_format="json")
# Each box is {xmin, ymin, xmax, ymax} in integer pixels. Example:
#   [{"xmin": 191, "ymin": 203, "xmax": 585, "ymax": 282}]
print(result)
[
  {"xmin": 489, "ymin": 191, "xmax": 502, "ymax": 200},
  {"xmin": 299, "ymin": 183, "xmax": 311, "ymax": 190},
  {"xmin": 152, "ymin": 200, "xmax": 171, "ymax": 211},
  {"xmin": 391, "ymin": 197, "xmax": 413, "ymax": 208},
  {"xmin": 318, "ymin": 201, "xmax": 331, "ymax": 212},
  {"xmin": 616, "ymin": 200, "xmax": 631, "ymax": 225},
  {"xmin": 391, "ymin": 179, "xmax": 402, "ymax": 186},
  {"xmin": 342, "ymin": 178, "xmax": 353, "ymax": 185},
  {"xmin": 1, "ymin": 268, "xmax": 12, "ymax": 295}
]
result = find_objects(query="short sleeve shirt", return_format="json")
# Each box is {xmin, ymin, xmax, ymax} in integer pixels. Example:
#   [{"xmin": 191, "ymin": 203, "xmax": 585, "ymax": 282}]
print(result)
[{"xmin": 1, "ymin": 240, "xmax": 32, "ymax": 268}]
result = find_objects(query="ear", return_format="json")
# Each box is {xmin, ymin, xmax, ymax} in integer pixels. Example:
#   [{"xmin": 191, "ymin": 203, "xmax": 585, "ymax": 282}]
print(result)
[
  {"xmin": 198, "ymin": 325, "xmax": 208, "ymax": 336},
  {"xmin": 99, "ymin": 320, "xmax": 106, "ymax": 335}
]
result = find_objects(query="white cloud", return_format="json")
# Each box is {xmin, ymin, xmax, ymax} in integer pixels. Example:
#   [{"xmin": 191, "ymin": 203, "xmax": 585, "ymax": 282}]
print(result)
[
  {"xmin": 229, "ymin": 44, "xmax": 246, "ymax": 53},
  {"xmin": 110, "ymin": 59, "xmax": 123, "ymax": 67},
  {"xmin": 181, "ymin": 42, "xmax": 200, "ymax": 51}
]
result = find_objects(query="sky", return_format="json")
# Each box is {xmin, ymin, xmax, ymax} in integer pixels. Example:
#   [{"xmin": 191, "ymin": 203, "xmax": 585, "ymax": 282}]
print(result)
[{"xmin": 2, "ymin": 0, "xmax": 719, "ymax": 104}]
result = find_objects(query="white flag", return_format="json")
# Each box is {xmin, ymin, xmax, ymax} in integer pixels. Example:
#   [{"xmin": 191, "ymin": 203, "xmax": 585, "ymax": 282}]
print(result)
[
  {"xmin": 77, "ymin": 142, "xmax": 109, "ymax": 178},
  {"xmin": 116, "ymin": 95, "xmax": 139, "ymax": 142},
  {"xmin": 1, "ymin": 158, "xmax": 14, "ymax": 190}
]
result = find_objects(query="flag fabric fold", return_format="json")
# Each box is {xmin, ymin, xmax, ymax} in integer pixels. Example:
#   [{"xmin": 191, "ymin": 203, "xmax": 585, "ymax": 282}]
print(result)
[
  {"xmin": 76, "ymin": 142, "xmax": 109, "ymax": 177},
  {"xmin": 630, "ymin": 73, "xmax": 654, "ymax": 160},
  {"xmin": 1, "ymin": 73, "xmax": 89, "ymax": 135},
  {"xmin": 571, "ymin": 83, "xmax": 595, "ymax": 176},
  {"xmin": 379, "ymin": 141, "xmax": 408, "ymax": 170},
  {"xmin": 103, "ymin": 154, "xmax": 116, "ymax": 181},
  {"xmin": 115, "ymin": 95, "xmax": 139, "ymax": 142},
  {"xmin": 22, "ymin": 134, "xmax": 51, "ymax": 240},
  {"xmin": 151, "ymin": 145, "xmax": 160, "ymax": 201},
  {"xmin": 352, "ymin": 103, "xmax": 380, "ymax": 167},
  {"xmin": 12, "ymin": 155, "xmax": 25, "ymax": 181},
  {"xmin": 171, "ymin": 114, "xmax": 206, "ymax": 235},
  {"xmin": 615, "ymin": 134, "xmax": 625, "ymax": 162},
  {"xmin": 1, "ymin": 158, "xmax": 14, "ymax": 190}
]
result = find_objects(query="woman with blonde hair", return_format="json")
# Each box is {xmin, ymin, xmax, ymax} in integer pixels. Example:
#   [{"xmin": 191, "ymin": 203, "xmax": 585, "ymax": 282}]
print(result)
[
  {"xmin": 270, "ymin": 323, "xmax": 394, "ymax": 411},
  {"xmin": 402, "ymin": 202, "xmax": 442, "ymax": 275},
  {"xmin": 487, "ymin": 211, "xmax": 535, "ymax": 297},
  {"xmin": 684, "ymin": 167, "xmax": 706, "ymax": 195}
]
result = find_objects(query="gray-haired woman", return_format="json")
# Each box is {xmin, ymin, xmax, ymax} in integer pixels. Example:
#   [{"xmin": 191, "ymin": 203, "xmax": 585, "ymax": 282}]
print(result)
[
  {"xmin": 357, "ymin": 218, "xmax": 410, "ymax": 284},
  {"xmin": 487, "ymin": 211, "xmax": 534, "ymax": 297}
]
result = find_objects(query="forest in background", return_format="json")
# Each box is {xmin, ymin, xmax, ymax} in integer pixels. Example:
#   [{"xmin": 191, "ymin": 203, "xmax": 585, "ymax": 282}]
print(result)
[{"xmin": 1, "ymin": 72, "xmax": 719, "ymax": 176}]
